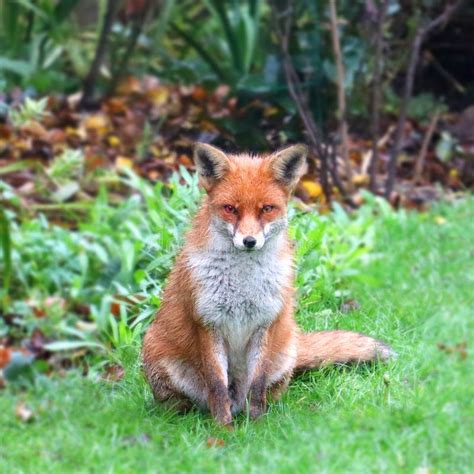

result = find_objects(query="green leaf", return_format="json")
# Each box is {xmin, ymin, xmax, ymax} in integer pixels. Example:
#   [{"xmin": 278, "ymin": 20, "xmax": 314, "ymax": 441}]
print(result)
[
  {"xmin": 4, "ymin": 352, "xmax": 35, "ymax": 383},
  {"xmin": 0, "ymin": 207, "xmax": 12, "ymax": 312},
  {"xmin": 52, "ymin": 181, "xmax": 80, "ymax": 202},
  {"xmin": 0, "ymin": 57, "xmax": 33, "ymax": 77},
  {"xmin": 44, "ymin": 340, "xmax": 106, "ymax": 351}
]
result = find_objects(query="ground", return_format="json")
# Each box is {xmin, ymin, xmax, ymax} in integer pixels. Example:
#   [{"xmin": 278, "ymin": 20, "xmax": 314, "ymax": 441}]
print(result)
[{"xmin": 1, "ymin": 198, "xmax": 473, "ymax": 474}]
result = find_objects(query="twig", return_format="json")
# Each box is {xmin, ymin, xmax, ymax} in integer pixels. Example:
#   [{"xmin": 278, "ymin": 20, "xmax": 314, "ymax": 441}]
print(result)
[
  {"xmin": 270, "ymin": 0, "xmax": 354, "ymax": 205},
  {"xmin": 385, "ymin": 0, "xmax": 465, "ymax": 198},
  {"xmin": 109, "ymin": 1, "xmax": 153, "ymax": 95},
  {"xmin": 328, "ymin": 0, "xmax": 353, "ymax": 189},
  {"xmin": 271, "ymin": 2, "xmax": 331, "ymax": 200},
  {"xmin": 80, "ymin": 0, "xmax": 121, "ymax": 109},
  {"xmin": 361, "ymin": 124, "xmax": 395, "ymax": 175},
  {"xmin": 423, "ymin": 50, "xmax": 466, "ymax": 94},
  {"xmin": 368, "ymin": 0, "xmax": 389, "ymax": 193},
  {"xmin": 413, "ymin": 109, "xmax": 440, "ymax": 183}
]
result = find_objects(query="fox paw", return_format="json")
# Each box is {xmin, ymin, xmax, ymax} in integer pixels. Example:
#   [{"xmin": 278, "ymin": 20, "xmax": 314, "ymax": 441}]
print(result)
[{"xmin": 249, "ymin": 403, "xmax": 266, "ymax": 420}]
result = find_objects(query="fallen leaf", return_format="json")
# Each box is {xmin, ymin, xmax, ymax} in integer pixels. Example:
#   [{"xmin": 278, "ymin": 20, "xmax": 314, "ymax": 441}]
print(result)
[
  {"xmin": 352, "ymin": 173, "xmax": 369, "ymax": 186},
  {"xmin": 190, "ymin": 86, "xmax": 206, "ymax": 102},
  {"xmin": 15, "ymin": 402, "xmax": 35, "ymax": 422},
  {"xmin": 263, "ymin": 106, "xmax": 280, "ymax": 118},
  {"xmin": 178, "ymin": 154, "xmax": 193, "ymax": 167},
  {"xmin": 300, "ymin": 180, "xmax": 323, "ymax": 199},
  {"xmin": 341, "ymin": 299, "xmax": 361, "ymax": 313},
  {"xmin": 21, "ymin": 121, "xmax": 49, "ymax": 139},
  {"xmin": 116, "ymin": 156, "xmax": 133, "ymax": 171},
  {"xmin": 116, "ymin": 76, "xmax": 142, "ymax": 96},
  {"xmin": 437, "ymin": 341, "xmax": 467, "ymax": 360},
  {"xmin": 107, "ymin": 135, "xmax": 121, "ymax": 147},
  {"xmin": 82, "ymin": 114, "xmax": 110, "ymax": 136},
  {"xmin": 207, "ymin": 436, "xmax": 225, "ymax": 448},
  {"xmin": 0, "ymin": 346, "xmax": 12, "ymax": 369},
  {"xmin": 103, "ymin": 364, "xmax": 125, "ymax": 382}
]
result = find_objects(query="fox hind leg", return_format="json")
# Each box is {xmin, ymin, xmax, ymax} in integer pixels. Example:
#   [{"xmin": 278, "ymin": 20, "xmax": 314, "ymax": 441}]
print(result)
[
  {"xmin": 268, "ymin": 371, "xmax": 292, "ymax": 402},
  {"xmin": 145, "ymin": 358, "xmax": 208, "ymax": 413}
]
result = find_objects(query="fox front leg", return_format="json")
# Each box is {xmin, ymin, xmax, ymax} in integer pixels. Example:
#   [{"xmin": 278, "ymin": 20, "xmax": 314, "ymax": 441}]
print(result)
[
  {"xmin": 199, "ymin": 330, "xmax": 233, "ymax": 426},
  {"xmin": 247, "ymin": 329, "xmax": 269, "ymax": 419},
  {"xmin": 248, "ymin": 372, "xmax": 267, "ymax": 419}
]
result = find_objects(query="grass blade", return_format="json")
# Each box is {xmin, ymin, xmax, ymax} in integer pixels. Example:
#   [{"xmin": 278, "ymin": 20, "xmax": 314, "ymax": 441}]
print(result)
[{"xmin": 0, "ymin": 207, "xmax": 12, "ymax": 313}]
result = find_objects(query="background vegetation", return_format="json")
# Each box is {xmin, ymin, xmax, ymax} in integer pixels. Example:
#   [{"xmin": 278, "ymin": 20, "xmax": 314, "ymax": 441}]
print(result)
[{"xmin": 0, "ymin": 1, "xmax": 473, "ymax": 472}]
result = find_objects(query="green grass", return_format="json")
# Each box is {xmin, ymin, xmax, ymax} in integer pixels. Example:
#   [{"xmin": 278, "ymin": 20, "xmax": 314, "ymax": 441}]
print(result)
[{"xmin": 1, "ymin": 198, "xmax": 473, "ymax": 474}]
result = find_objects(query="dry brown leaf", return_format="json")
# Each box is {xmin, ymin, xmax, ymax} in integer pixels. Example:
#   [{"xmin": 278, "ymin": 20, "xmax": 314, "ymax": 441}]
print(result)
[
  {"xmin": 103, "ymin": 364, "xmax": 125, "ymax": 382},
  {"xmin": 82, "ymin": 114, "xmax": 110, "ymax": 136},
  {"xmin": 0, "ymin": 346, "xmax": 12, "ymax": 369},
  {"xmin": 437, "ymin": 341, "xmax": 467, "ymax": 360},
  {"xmin": 190, "ymin": 86, "xmax": 206, "ymax": 102},
  {"xmin": 207, "ymin": 436, "xmax": 225, "ymax": 448},
  {"xmin": 340, "ymin": 299, "xmax": 361, "ymax": 313}
]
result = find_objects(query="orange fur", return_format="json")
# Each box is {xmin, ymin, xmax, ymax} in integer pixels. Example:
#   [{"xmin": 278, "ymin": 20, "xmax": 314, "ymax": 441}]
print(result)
[{"xmin": 142, "ymin": 144, "xmax": 393, "ymax": 425}]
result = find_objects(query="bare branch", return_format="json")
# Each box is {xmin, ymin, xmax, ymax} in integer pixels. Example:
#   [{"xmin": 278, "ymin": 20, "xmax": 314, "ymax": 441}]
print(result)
[
  {"xmin": 80, "ymin": 0, "xmax": 122, "ymax": 109},
  {"xmin": 385, "ymin": 0, "xmax": 465, "ymax": 198},
  {"xmin": 271, "ymin": 2, "xmax": 331, "ymax": 200},
  {"xmin": 328, "ymin": 0, "xmax": 353, "ymax": 189},
  {"xmin": 270, "ymin": 0, "xmax": 355, "ymax": 205},
  {"xmin": 109, "ymin": 0, "xmax": 154, "ymax": 95},
  {"xmin": 413, "ymin": 109, "xmax": 440, "ymax": 183},
  {"xmin": 368, "ymin": 0, "xmax": 389, "ymax": 193}
]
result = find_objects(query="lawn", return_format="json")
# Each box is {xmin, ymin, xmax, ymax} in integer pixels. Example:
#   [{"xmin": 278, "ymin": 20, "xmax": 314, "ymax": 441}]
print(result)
[{"xmin": 1, "ymin": 196, "xmax": 473, "ymax": 474}]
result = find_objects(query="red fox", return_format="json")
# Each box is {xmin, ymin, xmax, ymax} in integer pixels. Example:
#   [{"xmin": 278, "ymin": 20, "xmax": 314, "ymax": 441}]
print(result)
[{"xmin": 142, "ymin": 143, "xmax": 394, "ymax": 426}]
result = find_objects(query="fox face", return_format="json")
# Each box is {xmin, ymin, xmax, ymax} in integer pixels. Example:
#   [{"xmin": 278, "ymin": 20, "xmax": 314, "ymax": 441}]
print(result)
[{"xmin": 194, "ymin": 143, "xmax": 308, "ymax": 251}]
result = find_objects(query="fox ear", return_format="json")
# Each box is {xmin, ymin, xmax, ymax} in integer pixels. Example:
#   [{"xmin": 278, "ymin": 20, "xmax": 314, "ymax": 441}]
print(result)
[
  {"xmin": 271, "ymin": 144, "xmax": 308, "ymax": 190},
  {"xmin": 194, "ymin": 143, "xmax": 230, "ymax": 191}
]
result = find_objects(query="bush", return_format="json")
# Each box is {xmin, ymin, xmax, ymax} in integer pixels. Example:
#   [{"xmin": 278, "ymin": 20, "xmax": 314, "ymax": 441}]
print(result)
[{"xmin": 0, "ymin": 171, "xmax": 393, "ymax": 356}]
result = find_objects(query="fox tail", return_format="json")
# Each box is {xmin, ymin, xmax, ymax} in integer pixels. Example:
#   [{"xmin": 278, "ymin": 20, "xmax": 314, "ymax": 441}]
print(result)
[{"xmin": 295, "ymin": 330, "xmax": 395, "ymax": 371}]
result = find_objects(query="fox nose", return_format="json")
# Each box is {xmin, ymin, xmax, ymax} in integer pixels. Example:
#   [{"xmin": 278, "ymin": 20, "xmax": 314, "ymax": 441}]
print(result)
[{"xmin": 243, "ymin": 236, "xmax": 257, "ymax": 249}]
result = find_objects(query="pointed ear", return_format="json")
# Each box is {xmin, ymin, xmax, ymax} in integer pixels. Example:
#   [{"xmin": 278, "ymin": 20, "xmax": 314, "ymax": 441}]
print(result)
[
  {"xmin": 194, "ymin": 143, "xmax": 230, "ymax": 191},
  {"xmin": 270, "ymin": 144, "xmax": 308, "ymax": 190}
]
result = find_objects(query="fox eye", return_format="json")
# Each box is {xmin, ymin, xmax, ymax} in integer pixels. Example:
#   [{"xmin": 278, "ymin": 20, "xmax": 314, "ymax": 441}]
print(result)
[
  {"xmin": 262, "ymin": 205, "xmax": 274, "ymax": 213},
  {"xmin": 223, "ymin": 204, "xmax": 237, "ymax": 214}
]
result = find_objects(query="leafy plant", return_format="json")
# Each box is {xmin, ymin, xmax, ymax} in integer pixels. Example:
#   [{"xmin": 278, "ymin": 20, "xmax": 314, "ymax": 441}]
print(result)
[
  {"xmin": 0, "ymin": 167, "xmax": 391, "ymax": 355},
  {"xmin": 168, "ymin": 0, "xmax": 264, "ymax": 87},
  {"xmin": 0, "ymin": 0, "xmax": 83, "ymax": 92},
  {"xmin": 9, "ymin": 97, "xmax": 49, "ymax": 127}
]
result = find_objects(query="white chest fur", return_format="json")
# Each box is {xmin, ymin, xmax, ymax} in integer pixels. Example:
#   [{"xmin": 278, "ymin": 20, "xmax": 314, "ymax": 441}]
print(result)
[{"xmin": 188, "ymin": 235, "xmax": 291, "ymax": 330}]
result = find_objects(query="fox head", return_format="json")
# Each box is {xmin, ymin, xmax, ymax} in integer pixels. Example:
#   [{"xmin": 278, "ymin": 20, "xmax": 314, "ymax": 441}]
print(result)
[{"xmin": 194, "ymin": 143, "xmax": 308, "ymax": 251}]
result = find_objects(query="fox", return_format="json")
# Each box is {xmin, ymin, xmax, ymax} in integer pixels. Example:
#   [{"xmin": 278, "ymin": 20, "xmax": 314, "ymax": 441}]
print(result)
[{"xmin": 142, "ymin": 143, "xmax": 394, "ymax": 426}]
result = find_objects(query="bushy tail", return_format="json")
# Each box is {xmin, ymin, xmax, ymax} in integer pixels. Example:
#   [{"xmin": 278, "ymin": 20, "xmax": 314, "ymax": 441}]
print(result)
[{"xmin": 296, "ymin": 330, "xmax": 395, "ymax": 371}]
